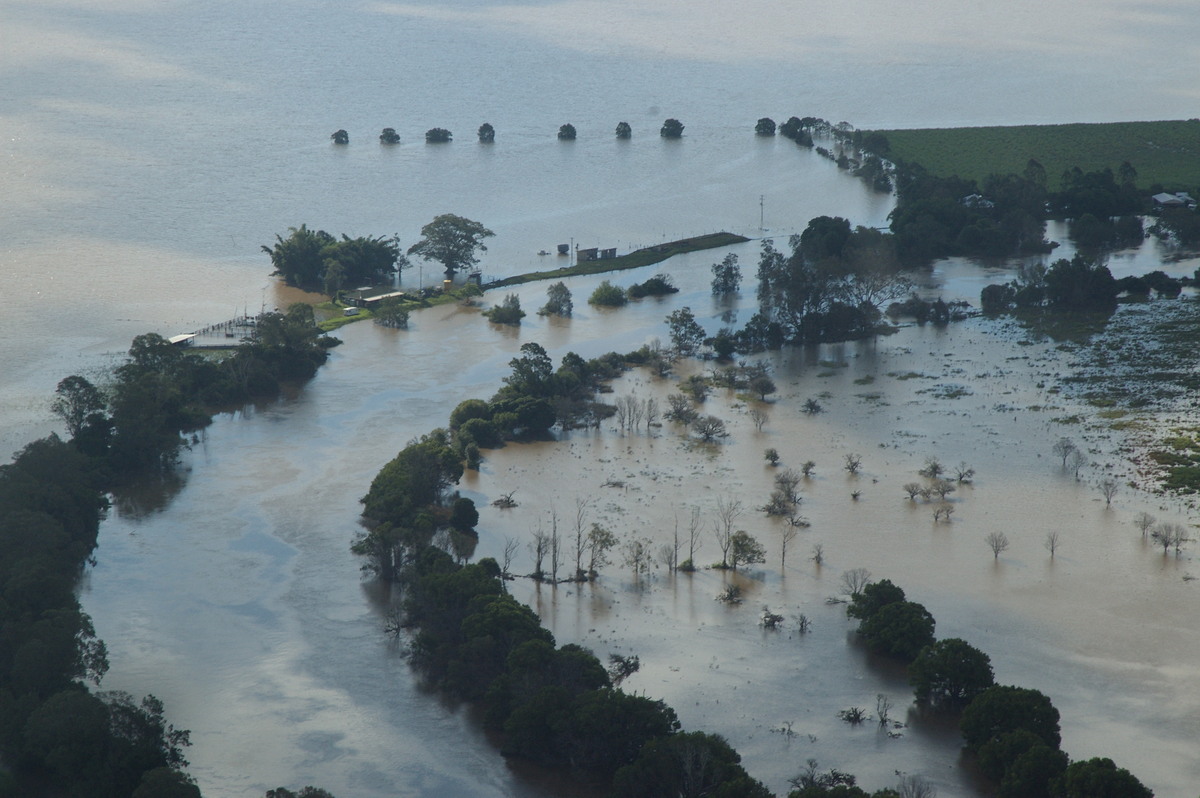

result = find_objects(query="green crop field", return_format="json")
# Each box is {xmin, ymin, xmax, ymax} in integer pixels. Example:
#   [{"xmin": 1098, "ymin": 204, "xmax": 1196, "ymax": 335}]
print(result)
[{"xmin": 865, "ymin": 120, "xmax": 1200, "ymax": 190}]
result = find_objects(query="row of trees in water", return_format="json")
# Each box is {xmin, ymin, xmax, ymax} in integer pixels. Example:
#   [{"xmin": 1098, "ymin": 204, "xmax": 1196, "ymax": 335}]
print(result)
[
  {"xmin": 837, "ymin": 576, "xmax": 1152, "ymax": 798},
  {"xmin": 0, "ymin": 309, "xmax": 339, "ymax": 797}
]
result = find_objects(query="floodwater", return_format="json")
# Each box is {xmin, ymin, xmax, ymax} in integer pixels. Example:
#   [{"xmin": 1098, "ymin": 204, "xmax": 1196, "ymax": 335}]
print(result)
[
  {"xmin": 85, "ymin": 249, "xmax": 1200, "ymax": 797},
  {"xmin": 5, "ymin": 0, "xmax": 1200, "ymax": 796}
]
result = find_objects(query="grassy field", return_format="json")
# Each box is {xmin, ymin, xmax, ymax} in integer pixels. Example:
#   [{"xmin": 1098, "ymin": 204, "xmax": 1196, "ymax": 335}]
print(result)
[{"xmin": 865, "ymin": 120, "xmax": 1200, "ymax": 190}]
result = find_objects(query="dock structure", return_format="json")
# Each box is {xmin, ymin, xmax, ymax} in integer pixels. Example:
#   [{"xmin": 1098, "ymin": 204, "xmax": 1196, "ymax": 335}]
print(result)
[{"xmin": 174, "ymin": 314, "xmax": 261, "ymax": 349}]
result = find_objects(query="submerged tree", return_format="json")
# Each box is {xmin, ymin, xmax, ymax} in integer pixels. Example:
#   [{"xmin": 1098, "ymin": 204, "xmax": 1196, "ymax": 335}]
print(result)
[
  {"xmin": 425, "ymin": 127, "xmax": 452, "ymax": 143},
  {"xmin": 660, "ymin": 118, "xmax": 684, "ymax": 138},
  {"xmin": 711, "ymin": 253, "xmax": 741, "ymax": 295},
  {"xmin": 754, "ymin": 117, "xmax": 776, "ymax": 136},
  {"xmin": 330, "ymin": 129, "xmax": 348, "ymax": 144},
  {"xmin": 540, "ymin": 281, "xmax": 573, "ymax": 317},
  {"xmin": 477, "ymin": 122, "xmax": 495, "ymax": 143},
  {"xmin": 379, "ymin": 127, "xmax": 400, "ymax": 144},
  {"xmin": 615, "ymin": 121, "xmax": 632, "ymax": 139},
  {"xmin": 558, "ymin": 123, "xmax": 577, "ymax": 140}
]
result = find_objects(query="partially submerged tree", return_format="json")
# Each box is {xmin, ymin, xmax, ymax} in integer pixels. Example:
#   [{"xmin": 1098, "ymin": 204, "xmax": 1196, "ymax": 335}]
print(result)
[
  {"xmin": 1052, "ymin": 437, "xmax": 1076, "ymax": 468},
  {"xmin": 539, "ymin": 281, "xmax": 573, "ymax": 317},
  {"xmin": 729, "ymin": 530, "xmax": 765, "ymax": 570},
  {"xmin": 477, "ymin": 122, "xmax": 495, "ymax": 143},
  {"xmin": 985, "ymin": 531, "xmax": 1010, "ymax": 560},
  {"xmin": 711, "ymin": 253, "xmax": 741, "ymax": 295},
  {"xmin": 660, "ymin": 118, "xmax": 684, "ymax": 138},
  {"xmin": 614, "ymin": 121, "xmax": 631, "ymax": 139},
  {"xmin": 557, "ymin": 123, "xmax": 577, "ymax": 140},
  {"xmin": 330, "ymin": 129, "xmax": 348, "ymax": 144},
  {"xmin": 425, "ymin": 127, "xmax": 452, "ymax": 143},
  {"xmin": 483, "ymin": 293, "xmax": 525, "ymax": 325},
  {"xmin": 379, "ymin": 127, "xmax": 400, "ymax": 144},
  {"xmin": 754, "ymin": 117, "xmax": 776, "ymax": 136},
  {"xmin": 909, "ymin": 638, "xmax": 995, "ymax": 707}
]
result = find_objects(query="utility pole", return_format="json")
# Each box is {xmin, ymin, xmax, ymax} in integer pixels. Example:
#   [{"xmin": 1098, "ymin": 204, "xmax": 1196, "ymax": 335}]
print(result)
[{"xmin": 759, "ymin": 195, "xmax": 765, "ymax": 231}]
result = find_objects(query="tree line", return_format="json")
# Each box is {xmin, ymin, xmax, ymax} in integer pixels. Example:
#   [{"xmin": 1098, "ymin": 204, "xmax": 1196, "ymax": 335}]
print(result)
[
  {"xmin": 821, "ymin": 576, "xmax": 1154, "ymax": 798},
  {"xmin": 0, "ymin": 309, "xmax": 339, "ymax": 797}
]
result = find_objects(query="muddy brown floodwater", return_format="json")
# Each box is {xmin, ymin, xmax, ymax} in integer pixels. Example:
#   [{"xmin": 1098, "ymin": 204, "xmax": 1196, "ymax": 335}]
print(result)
[{"xmin": 83, "ymin": 247, "xmax": 1200, "ymax": 797}]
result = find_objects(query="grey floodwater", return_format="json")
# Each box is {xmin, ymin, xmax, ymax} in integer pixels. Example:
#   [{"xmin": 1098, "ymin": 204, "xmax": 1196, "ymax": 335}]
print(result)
[{"xmin": 4, "ymin": 1, "xmax": 1200, "ymax": 796}]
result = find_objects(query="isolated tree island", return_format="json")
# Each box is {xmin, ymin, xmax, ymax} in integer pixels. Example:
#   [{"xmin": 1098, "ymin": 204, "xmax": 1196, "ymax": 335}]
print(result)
[{"xmin": 407, "ymin": 214, "xmax": 495, "ymax": 277}]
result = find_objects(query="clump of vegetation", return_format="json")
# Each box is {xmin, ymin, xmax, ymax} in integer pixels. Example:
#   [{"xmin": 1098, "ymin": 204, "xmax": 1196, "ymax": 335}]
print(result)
[
  {"xmin": 627, "ymin": 273, "xmax": 678, "ymax": 299},
  {"xmin": 588, "ymin": 280, "xmax": 628, "ymax": 307},
  {"xmin": 425, "ymin": 127, "xmax": 452, "ymax": 143},
  {"xmin": 482, "ymin": 293, "xmax": 525, "ymax": 325},
  {"xmin": 660, "ymin": 118, "xmax": 684, "ymax": 138},
  {"xmin": 557, "ymin": 123, "xmax": 577, "ymax": 140}
]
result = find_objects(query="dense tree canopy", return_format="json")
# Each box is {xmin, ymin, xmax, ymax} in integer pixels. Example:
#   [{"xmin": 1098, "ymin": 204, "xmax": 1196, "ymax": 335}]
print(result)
[
  {"xmin": 960, "ymin": 685, "xmax": 1061, "ymax": 751},
  {"xmin": 263, "ymin": 226, "xmax": 403, "ymax": 290},
  {"xmin": 909, "ymin": 637, "xmax": 995, "ymax": 706}
]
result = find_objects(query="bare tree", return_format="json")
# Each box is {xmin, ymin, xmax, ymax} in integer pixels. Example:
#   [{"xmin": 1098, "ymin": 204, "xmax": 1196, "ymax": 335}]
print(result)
[
  {"xmin": 840, "ymin": 567, "xmax": 871, "ymax": 596},
  {"xmin": 607, "ymin": 654, "xmax": 640, "ymax": 686},
  {"xmin": 810, "ymin": 543, "xmax": 824, "ymax": 566},
  {"xmin": 897, "ymin": 774, "xmax": 937, "ymax": 798},
  {"xmin": 692, "ymin": 415, "xmax": 729, "ymax": 442},
  {"xmin": 801, "ymin": 460, "xmax": 816, "ymax": 478},
  {"xmin": 502, "ymin": 535, "xmax": 520, "ymax": 577},
  {"xmin": 613, "ymin": 395, "xmax": 631, "ymax": 432},
  {"xmin": 629, "ymin": 396, "xmax": 646, "ymax": 431},
  {"xmin": 903, "ymin": 482, "xmax": 923, "ymax": 500},
  {"xmin": 1052, "ymin": 436, "xmax": 1077, "ymax": 468},
  {"xmin": 954, "ymin": 462, "xmax": 976, "ymax": 483},
  {"xmin": 781, "ymin": 526, "xmax": 798, "ymax": 570},
  {"xmin": 985, "ymin": 531, "xmax": 1010, "ymax": 560},
  {"xmin": 713, "ymin": 495, "xmax": 743, "ymax": 567},
  {"xmin": 929, "ymin": 479, "xmax": 956, "ymax": 500},
  {"xmin": 1099, "ymin": 478, "xmax": 1118, "ymax": 506},
  {"xmin": 645, "ymin": 397, "xmax": 659, "ymax": 429},
  {"xmin": 529, "ymin": 527, "xmax": 549, "ymax": 580},
  {"xmin": 685, "ymin": 506, "xmax": 702, "ymax": 568},
  {"xmin": 1067, "ymin": 449, "xmax": 1087, "ymax": 481},
  {"xmin": 876, "ymin": 694, "xmax": 893, "ymax": 728},
  {"xmin": 572, "ymin": 497, "xmax": 591, "ymax": 579},
  {"xmin": 933, "ymin": 504, "xmax": 954, "ymax": 523},
  {"xmin": 918, "ymin": 456, "xmax": 944, "ymax": 479},
  {"xmin": 1044, "ymin": 530, "xmax": 1062, "ymax": 558},
  {"xmin": 1133, "ymin": 511, "xmax": 1157, "ymax": 538},
  {"xmin": 749, "ymin": 407, "xmax": 767, "ymax": 431},
  {"xmin": 668, "ymin": 515, "xmax": 682, "ymax": 572},
  {"xmin": 548, "ymin": 510, "xmax": 561, "ymax": 582},
  {"xmin": 775, "ymin": 469, "xmax": 802, "ymax": 503},
  {"xmin": 1151, "ymin": 522, "xmax": 1189, "ymax": 556},
  {"xmin": 844, "ymin": 453, "xmax": 863, "ymax": 475}
]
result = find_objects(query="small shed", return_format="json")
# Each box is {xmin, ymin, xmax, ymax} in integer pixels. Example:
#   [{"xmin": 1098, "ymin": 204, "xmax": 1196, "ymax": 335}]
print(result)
[{"xmin": 577, "ymin": 247, "xmax": 598, "ymax": 262}]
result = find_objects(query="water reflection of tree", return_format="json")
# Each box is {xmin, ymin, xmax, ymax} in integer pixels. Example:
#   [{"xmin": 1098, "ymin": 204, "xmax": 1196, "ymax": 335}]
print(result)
[{"xmin": 110, "ymin": 470, "xmax": 187, "ymax": 520}]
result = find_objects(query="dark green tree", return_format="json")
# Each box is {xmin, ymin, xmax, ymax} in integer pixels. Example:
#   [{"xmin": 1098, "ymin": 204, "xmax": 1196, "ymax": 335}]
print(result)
[
  {"xmin": 909, "ymin": 638, "xmax": 994, "ymax": 707},
  {"xmin": 558, "ymin": 123, "xmax": 577, "ymax": 140},
  {"xmin": 262, "ymin": 225, "xmax": 336, "ymax": 287},
  {"xmin": 611, "ymin": 731, "xmax": 772, "ymax": 798},
  {"xmin": 755, "ymin": 117, "xmax": 777, "ymax": 136},
  {"xmin": 666, "ymin": 307, "xmax": 705, "ymax": 357},
  {"xmin": 1052, "ymin": 757, "xmax": 1152, "ymax": 798},
  {"xmin": 425, "ymin": 127, "xmax": 452, "ymax": 143},
  {"xmin": 478, "ymin": 122, "xmax": 495, "ymax": 143},
  {"xmin": 133, "ymin": 768, "xmax": 202, "ymax": 798},
  {"xmin": 660, "ymin": 118, "xmax": 684, "ymax": 138},
  {"xmin": 407, "ymin": 214, "xmax": 494, "ymax": 277},
  {"xmin": 961, "ymin": 685, "xmax": 1061, "ymax": 751},
  {"xmin": 330, "ymin": 129, "xmax": 348, "ymax": 145},
  {"xmin": 857, "ymin": 600, "xmax": 935, "ymax": 661},
  {"xmin": 379, "ymin": 127, "xmax": 400, "ymax": 144},
  {"xmin": 615, "ymin": 121, "xmax": 632, "ymax": 139},
  {"xmin": 51, "ymin": 375, "xmax": 108, "ymax": 440},
  {"xmin": 711, "ymin": 253, "xmax": 741, "ymax": 295},
  {"xmin": 589, "ymin": 280, "xmax": 628, "ymax": 307},
  {"xmin": 846, "ymin": 579, "xmax": 905, "ymax": 620}
]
